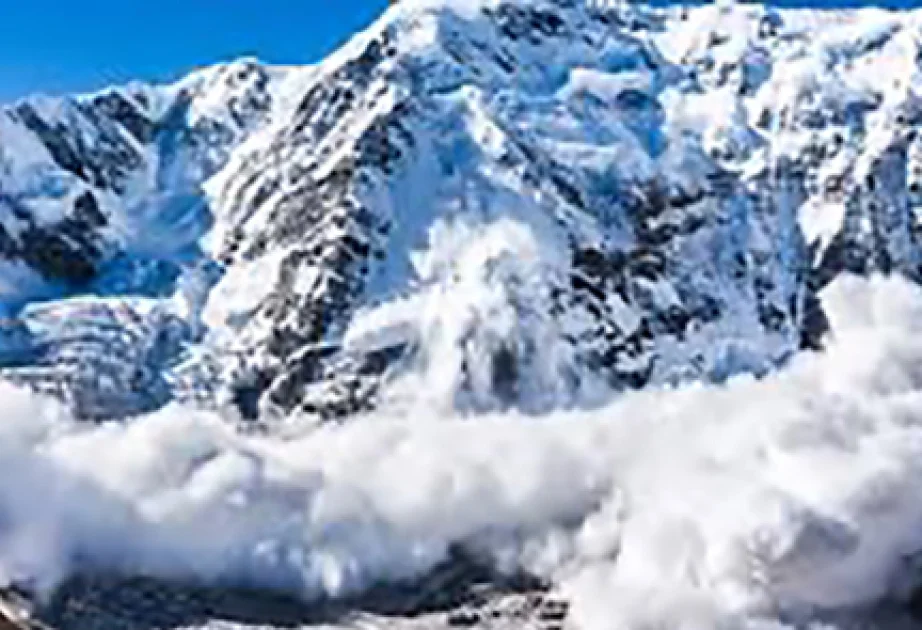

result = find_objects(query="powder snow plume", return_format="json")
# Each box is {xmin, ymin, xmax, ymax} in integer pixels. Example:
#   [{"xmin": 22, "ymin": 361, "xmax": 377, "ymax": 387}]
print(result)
[{"xmin": 2, "ymin": 263, "xmax": 922, "ymax": 629}]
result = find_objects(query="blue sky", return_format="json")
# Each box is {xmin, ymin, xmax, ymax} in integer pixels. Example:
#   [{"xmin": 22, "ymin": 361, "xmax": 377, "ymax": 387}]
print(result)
[
  {"xmin": 2, "ymin": 1, "xmax": 919, "ymax": 102},
  {"xmin": 0, "ymin": 0, "xmax": 389, "ymax": 102}
]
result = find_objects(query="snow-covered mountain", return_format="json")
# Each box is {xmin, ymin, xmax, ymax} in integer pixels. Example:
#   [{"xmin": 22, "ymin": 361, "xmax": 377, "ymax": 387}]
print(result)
[
  {"xmin": 9, "ymin": 3, "xmax": 922, "ymax": 629},
  {"xmin": 0, "ymin": 59, "xmax": 314, "ymax": 416},
  {"xmin": 2, "ymin": 0, "xmax": 922, "ymax": 423}
]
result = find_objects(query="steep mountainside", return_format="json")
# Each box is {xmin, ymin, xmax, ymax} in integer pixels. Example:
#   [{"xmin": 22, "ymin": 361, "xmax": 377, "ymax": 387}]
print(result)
[
  {"xmin": 0, "ymin": 60, "xmax": 313, "ymax": 416},
  {"xmin": 2, "ymin": 1, "xmax": 922, "ymax": 421}
]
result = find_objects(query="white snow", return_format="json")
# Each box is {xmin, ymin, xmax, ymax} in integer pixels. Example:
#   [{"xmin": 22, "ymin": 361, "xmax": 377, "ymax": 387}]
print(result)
[
  {"xmin": 6, "ymin": 2, "xmax": 922, "ymax": 628},
  {"xmin": 202, "ymin": 248, "xmax": 289, "ymax": 332}
]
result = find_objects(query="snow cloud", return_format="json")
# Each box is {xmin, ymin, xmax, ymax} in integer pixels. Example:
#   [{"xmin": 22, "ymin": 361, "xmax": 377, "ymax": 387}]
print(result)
[{"xmin": 1, "ymin": 274, "xmax": 922, "ymax": 629}]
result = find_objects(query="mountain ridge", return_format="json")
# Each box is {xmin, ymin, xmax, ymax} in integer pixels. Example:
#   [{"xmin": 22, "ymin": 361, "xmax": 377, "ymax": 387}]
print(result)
[{"xmin": 1, "ymin": 0, "xmax": 922, "ymax": 420}]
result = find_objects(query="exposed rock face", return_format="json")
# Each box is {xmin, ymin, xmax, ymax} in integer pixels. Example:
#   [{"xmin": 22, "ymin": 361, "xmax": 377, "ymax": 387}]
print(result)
[{"xmin": 3, "ymin": 2, "xmax": 922, "ymax": 420}]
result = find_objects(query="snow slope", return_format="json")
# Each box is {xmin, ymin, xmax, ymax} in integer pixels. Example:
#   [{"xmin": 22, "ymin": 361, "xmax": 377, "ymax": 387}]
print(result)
[
  {"xmin": 4, "ymin": 1, "xmax": 922, "ymax": 421},
  {"xmin": 0, "ymin": 60, "xmax": 313, "ymax": 416},
  {"xmin": 199, "ymin": 0, "xmax": 922, "ymax": 420}
]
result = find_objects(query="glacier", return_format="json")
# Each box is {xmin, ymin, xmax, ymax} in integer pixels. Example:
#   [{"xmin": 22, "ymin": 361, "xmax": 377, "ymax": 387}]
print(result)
[{"xmin": 2, "ymin": 0, "xmax": 922, "ymax": 628}]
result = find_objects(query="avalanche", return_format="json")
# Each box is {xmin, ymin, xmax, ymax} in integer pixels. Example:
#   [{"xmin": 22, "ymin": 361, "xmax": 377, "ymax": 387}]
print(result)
[
  {"xmin": 0, "ymin": 274, "xmax": 918, "ymax": 630},
  {"xmin": 4, "ymin": 0, "xmax": 922, "ymax": 628}
]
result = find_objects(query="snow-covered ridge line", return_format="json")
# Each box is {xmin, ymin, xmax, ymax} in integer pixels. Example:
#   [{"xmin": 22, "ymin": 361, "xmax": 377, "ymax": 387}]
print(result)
[{"xmin": 0, "ymin": 56, "xmax": 314, "ymax": 417}]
